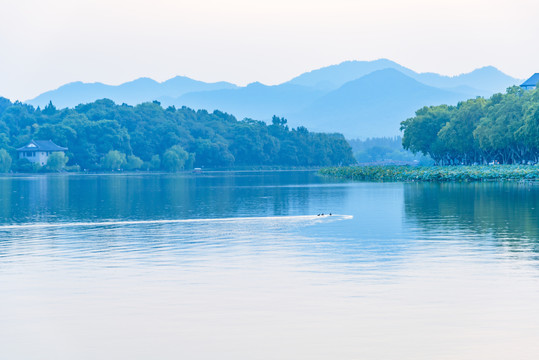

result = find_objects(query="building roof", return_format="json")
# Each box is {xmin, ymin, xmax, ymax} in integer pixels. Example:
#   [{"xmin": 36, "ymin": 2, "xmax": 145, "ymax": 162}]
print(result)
[
  {"xmin": 521, "ymin": 73, "xmax": 539, "ymax": 87},
  {"xmin": 17, "ymin": 140, "xmax": 68, "ymax": 152}
]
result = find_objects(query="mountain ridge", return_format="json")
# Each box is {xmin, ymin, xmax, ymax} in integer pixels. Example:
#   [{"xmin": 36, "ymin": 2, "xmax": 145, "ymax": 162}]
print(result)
[
  {"xmin": 291, "ymin": 68, "xmax": 467, "ymax": 138},
  {"xmin": 27, "ymin": 76, "xmax": 238, "ymax": 108},
  {"xmin": 23, "ymin": 59, "xmax": 523, "ymax": 138}
]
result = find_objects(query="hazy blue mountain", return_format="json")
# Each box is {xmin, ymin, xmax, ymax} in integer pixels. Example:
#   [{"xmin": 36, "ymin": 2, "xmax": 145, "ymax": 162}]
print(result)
[
  {"xmin": 439, "ymin": 85, "xmax": 491, "ymax": 98},
  {"xmin": 290, "ymin": 69, "xmax": 468, "ymax": 138},
  {"xmin": 286, "ymin": 59, "xmax": 417, "ymax": 91},
  {"xmin": 168, "ymin": 68, "xmax": 472, "ymax": 138},
  {"xmin": 167, "ymin": 82, "xmax": 325, "ymax": 120},
  {"xmin": 27, "ymin": 76, "xmax": 238, "ymax": 108},
  {"xmin": 415, "ymin": 66, "xmax": 519, "ymax": 94},
  {"xmin": 25, "ymin": 59, "xmax": 522, "ymax": 138},
  {"xmin": 286, "ymin": 59, "xmax": 520, "ymax": 95}
]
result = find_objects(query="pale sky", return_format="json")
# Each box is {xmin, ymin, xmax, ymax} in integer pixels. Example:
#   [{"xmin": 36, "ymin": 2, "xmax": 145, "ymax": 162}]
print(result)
[{"xmin": 0, "ymin": 0, "xmax": 537, "ymax": 101}]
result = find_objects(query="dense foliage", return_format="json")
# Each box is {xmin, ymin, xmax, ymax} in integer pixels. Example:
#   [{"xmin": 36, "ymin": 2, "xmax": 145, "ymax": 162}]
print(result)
[
  {"xmin": 320, "ymin": 165, "xmax": 539, "ymax": 182},
  {"xmin": 0, "ymin": 98, "xmax": 355, "ymax": 172},
  {"xmin": 401, "ymin": 86, "xmax": 539, "ymax": 165},
  {"xmin": 348, "ymin": 136, "xmax": 432, "ymax": 164}
]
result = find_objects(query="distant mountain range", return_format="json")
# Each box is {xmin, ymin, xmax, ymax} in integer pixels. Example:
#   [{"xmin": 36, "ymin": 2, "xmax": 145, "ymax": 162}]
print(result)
[
  {"xmin": 25, "ymin": 59, "xmax": 522, "ymax": 138},
  {"xmin": 29, "ymin": 76, "xmax": 238, "ymax": 108}
]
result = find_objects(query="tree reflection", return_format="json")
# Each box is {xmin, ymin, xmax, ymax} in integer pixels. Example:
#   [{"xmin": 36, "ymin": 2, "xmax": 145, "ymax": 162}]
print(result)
[
  {"xmin": 0, "ymin": 171, "xmax": 324, "ymax": 224},
  {"xmin": 404, "ymin": 182, "xmax": 539, "ymax": 254}
]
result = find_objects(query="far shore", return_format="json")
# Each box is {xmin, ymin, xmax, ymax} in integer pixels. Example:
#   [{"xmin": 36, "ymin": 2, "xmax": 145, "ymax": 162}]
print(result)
[{"xmin": 0, "ymin": 167, "xmax": 322, "ymax": 176}]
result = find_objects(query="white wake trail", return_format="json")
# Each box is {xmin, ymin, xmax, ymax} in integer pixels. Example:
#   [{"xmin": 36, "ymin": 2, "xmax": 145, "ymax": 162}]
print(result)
[{"xmin": 0, "ymin": 214, "xmax": 353, "ymax": 230}]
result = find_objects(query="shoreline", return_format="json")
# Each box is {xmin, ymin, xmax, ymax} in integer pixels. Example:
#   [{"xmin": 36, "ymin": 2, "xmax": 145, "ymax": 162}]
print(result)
[
  {"xmin": 319, "ymin": 165, "xmax": 539, "ymax": 182},
  {"xmin": 0, "ymin": 168, "xmax": 320, "ymax": 177}
]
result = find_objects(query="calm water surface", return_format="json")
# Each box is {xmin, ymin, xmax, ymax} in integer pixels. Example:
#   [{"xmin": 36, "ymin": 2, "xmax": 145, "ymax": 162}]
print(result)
[{"xmin": 1, "ymin": 171, "xmax": 539, "ymax": 359}]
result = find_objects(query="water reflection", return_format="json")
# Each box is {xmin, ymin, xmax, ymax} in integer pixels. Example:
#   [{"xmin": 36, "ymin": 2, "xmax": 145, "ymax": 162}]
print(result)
[
  {"xmin": 404, "ymin": 182, "xmax": 539, "ymax": 255},
  {"xmin": 3, "ymin": 174, "xmax": 539, "ymax": 359},
  {"xmin": 0, "ymin": 171, "xmax": 343, "ymax": 224}
]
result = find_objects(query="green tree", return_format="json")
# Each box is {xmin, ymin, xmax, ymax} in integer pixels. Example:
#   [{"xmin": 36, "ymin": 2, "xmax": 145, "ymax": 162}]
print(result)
[
  {"xmin": 46, "ymin": 152, "xmax": 68, "ymax": 172},
  {"xmin": 42, "ymin": 101, "xmax": 57, "ymax": 116},
  {"xmin": 437, "ymin": 98, "xmax": 485, "ymax": 164},
  {"xmin": 401, "ymin": 105, "xmax": 453, "ymax": 164},
  {"xmin": 15, "ymin": 158, "xmax": 40, "ymax": 173},
  {"xmin": 0, "ymin": 149, "xmax": 12, "ymax": 173},
  {"xmin": 474, "ymin": 88, "xmax": 527, "ymax": 164},
  {"xmin": 0, "ymin": 98, "xmax": 356, "ymax": 172},
  {"xmin": 192, "ymin": 139, "xmax": 233, "ymax": 167},
  {"xmin": 125, "ymin": 154, "xmax": 143, "ymax": 170},
  {"xmin": 518, "ymin": 101, "xmax": 539, "ymax": 162},
  {"xmin": 102, "ymin": 150, "xmax": 126, "ymax": 171},
  {"xmin": 163, "ymin": 145, "xmax": 190, "ymax": 172},
  {"xmin": 150, "ymin": 154, "xmax": 161, "ymax": 170}
]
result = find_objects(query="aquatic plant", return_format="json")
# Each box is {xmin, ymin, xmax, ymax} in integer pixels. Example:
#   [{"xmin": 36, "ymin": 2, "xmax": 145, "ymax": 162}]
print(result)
[{"xmin": 319, "ymin": 165, "xmax": 539, "ymax": 182}]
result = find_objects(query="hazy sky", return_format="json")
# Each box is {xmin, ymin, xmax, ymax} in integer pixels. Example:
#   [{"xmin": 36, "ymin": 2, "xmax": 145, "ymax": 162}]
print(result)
[{"xmin": 1, "ymin": 0, "xmax": 537, "ymax": 101}]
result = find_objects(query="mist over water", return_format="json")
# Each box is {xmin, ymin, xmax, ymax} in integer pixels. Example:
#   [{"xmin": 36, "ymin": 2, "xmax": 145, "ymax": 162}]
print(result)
[{"xmin": 1, "ymin": 172, "xmax": 539, "ymax": 359}]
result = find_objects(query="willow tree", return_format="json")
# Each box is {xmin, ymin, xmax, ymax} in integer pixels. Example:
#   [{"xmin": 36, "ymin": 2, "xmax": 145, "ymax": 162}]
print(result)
[{"xmin": 0, "ymin": 149, "xmax": 12, "ymax": 172}]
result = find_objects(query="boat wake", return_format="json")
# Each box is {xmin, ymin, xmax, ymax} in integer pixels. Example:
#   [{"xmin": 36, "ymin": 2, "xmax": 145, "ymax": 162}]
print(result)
[{"xmin": 0, "ymin": 214, "xmax": 353, "ymax": 231}]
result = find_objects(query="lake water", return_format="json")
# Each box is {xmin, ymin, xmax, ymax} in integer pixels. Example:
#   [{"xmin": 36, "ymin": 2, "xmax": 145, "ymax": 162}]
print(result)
[{"xmin": 1, "ymin": 171, "xmax": 539, "ymax": 359}]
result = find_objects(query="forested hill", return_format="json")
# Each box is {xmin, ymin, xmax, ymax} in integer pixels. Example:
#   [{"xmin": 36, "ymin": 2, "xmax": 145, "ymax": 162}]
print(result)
[
  {"xmin": 401, "ymin": 86, "xmax": 539, "ymax": 165},
  {"xmin": 0, "ymin": 97, "xmax": 355, "ymax": 172}
]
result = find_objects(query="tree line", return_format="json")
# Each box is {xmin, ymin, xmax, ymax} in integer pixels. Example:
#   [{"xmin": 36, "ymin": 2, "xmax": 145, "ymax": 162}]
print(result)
[
  {"xmin": 0, "ymin": 97, "xmax": 355, "ymax": 172},
  {"xmin": 401, "ymin": 86, "xmax": 539, "ymax": 165}
]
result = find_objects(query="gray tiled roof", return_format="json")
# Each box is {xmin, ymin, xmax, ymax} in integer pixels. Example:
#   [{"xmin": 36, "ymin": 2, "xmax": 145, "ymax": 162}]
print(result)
[
  {"xmin": 521, "ymin": 73, "xmax": 539, "ymax": 87},
  {"xmin": 17, "ymin": 140, "xmax": 68, "ymax": 152}
]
